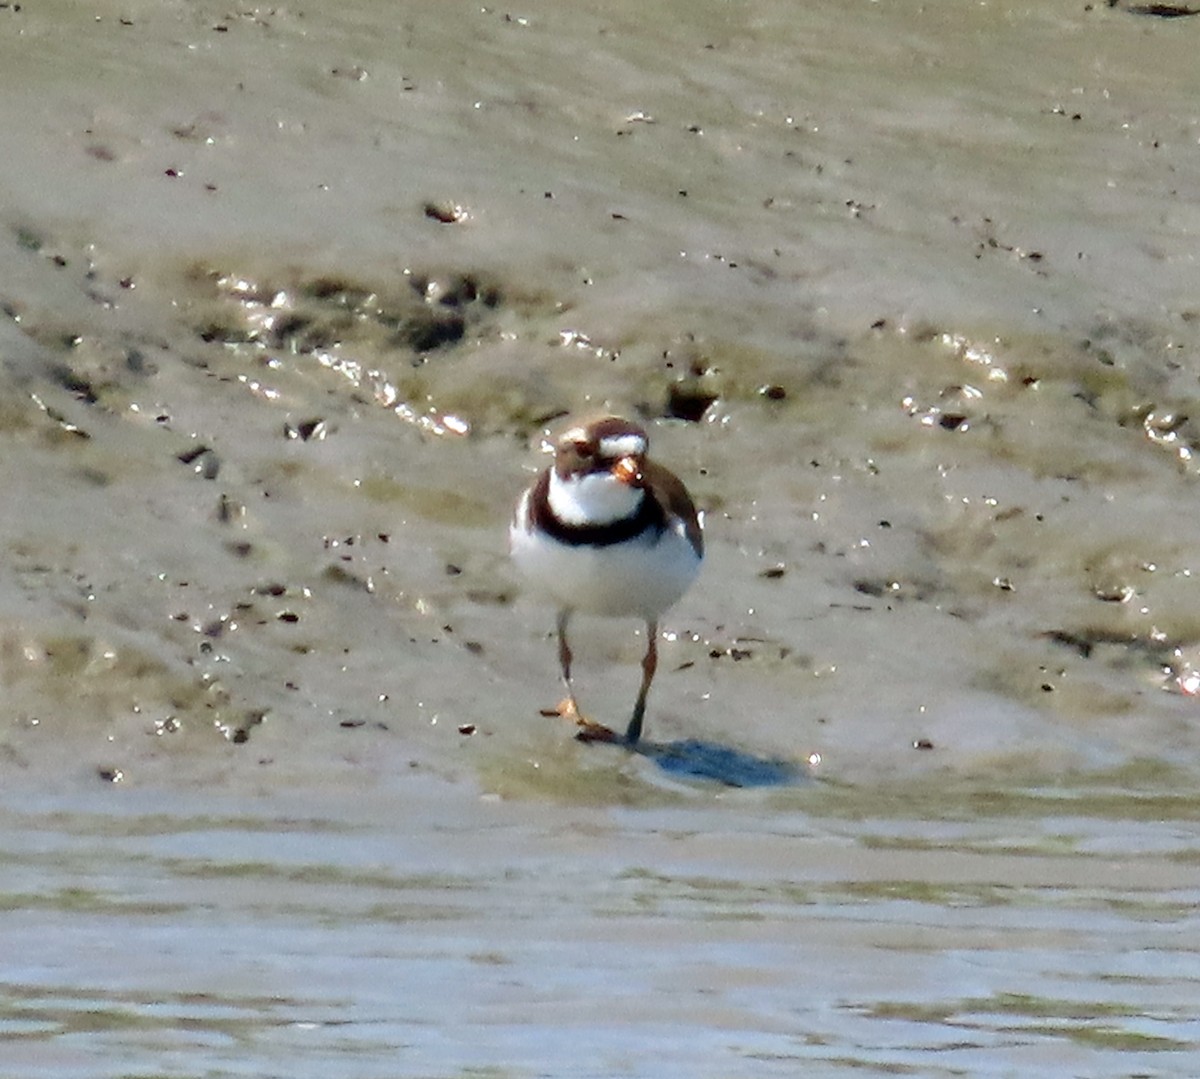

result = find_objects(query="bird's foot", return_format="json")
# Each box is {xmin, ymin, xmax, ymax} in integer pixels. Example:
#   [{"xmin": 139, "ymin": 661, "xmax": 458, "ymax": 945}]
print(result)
[
  {"xmin": 573, "ymin": 719, "xmax": 622, "ymax": 744},
  {"xmin": 540, "ymin": 698, "xmax": 622, "ymax": 743}
]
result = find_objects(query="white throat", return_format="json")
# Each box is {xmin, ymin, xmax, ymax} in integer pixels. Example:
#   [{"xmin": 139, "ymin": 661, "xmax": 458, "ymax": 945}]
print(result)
[{"xmin": 548, "ymin": 469, "xmax": 643, "ymax": 526}]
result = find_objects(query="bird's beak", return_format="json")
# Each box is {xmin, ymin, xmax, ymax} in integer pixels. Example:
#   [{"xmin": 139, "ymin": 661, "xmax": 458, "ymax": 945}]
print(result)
[{"xmin": 613, "ymin": 456, "xmax": 642, "ymax": 485}]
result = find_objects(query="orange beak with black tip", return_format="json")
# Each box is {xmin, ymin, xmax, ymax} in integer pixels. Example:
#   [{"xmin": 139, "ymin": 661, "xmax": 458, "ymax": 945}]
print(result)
[{"xmin": 613, "ymin": 456, "xmax": 642, "ymax": 485}]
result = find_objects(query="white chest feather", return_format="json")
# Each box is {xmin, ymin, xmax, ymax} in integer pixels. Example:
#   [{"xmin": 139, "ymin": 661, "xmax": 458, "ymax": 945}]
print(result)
[
  {"xmin": 546, "ymin": 470, "xmax": 641, "ymax": 527},
  {"xmin": 510, "ymin": 488, "xmax": 702, "ymax": 620}
]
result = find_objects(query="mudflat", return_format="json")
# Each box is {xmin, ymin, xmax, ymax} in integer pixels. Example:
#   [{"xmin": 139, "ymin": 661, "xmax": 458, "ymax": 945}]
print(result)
[{"xmin": 2, "ymin": 2, "xmax": 1199, "ymax": 1074}]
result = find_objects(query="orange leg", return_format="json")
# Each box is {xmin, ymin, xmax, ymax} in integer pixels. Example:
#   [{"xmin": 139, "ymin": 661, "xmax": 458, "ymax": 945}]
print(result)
[
  {"xmin": 541, "ymin": 610, "xmax": 619, "ymax": 741},
  {"xmin": 623, "ymin": 619, "xmax": 658, "ymax": 746},
  {"xmin": 556, "ymin": 609, "xmax": 577, "ymax": 711}
]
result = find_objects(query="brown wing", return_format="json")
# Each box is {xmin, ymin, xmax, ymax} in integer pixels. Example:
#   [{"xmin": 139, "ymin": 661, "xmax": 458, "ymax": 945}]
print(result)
[{"xmin": 643, "ymin": 460, "xmax": 704, "ymax": 558}]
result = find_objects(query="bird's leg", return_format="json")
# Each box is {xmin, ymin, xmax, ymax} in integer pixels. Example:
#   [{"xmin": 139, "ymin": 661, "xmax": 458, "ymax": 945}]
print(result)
[
  {"xmin": 623, "ymin": 619, "xmax": 658, "ymax": 746},
  {"xmin": 547, "ymin": 609, "xmax": 621, "ymax": 743},
  {"xmin": 556, "ymin": 608, "xmax": 579, "ymax": 716},
  {"xmin": 540, "ymin": 609, "xmax": 582, "ymax": 718}
]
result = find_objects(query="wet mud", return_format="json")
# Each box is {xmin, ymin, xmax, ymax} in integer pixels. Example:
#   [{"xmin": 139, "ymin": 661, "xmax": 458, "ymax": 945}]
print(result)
[{"xmin": 3, "ymin": 0, "xmax": 1200, "ymax": 1074}]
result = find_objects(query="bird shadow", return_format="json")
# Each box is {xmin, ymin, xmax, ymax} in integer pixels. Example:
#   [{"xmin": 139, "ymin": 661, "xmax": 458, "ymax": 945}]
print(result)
[{"xmin": 629, "ymin": 738, "xmax": 805, "ymax": 788}]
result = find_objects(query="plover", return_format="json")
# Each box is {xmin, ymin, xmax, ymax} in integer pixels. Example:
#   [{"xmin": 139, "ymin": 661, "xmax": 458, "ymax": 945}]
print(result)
[{"xmin": 510, "ymin": 416, "xmax": 703, "ymax": 745}]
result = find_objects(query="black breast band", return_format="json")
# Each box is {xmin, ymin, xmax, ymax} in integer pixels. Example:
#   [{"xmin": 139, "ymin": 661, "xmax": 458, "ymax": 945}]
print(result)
[{"xmin": 531, "ymin": 470, "xmax": 666, "ymax": 548}]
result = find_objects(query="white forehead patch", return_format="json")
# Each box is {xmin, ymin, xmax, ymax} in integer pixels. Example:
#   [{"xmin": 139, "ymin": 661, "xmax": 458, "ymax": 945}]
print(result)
[{"xmin": 598, "ymin": 433, "xmax": 646, "ymax": 459}]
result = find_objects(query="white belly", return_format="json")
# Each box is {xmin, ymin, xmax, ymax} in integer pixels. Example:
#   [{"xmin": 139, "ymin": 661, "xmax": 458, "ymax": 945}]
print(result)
[{"xmin": 510, "ymin": 514, "xmax": 701, "ymax": 620}]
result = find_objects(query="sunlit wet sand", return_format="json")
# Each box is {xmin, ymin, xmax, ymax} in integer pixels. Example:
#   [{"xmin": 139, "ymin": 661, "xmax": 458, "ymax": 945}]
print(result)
[{"xmin": 3, "ymin": 0, "xmax": 1200, "ymax": 1074}]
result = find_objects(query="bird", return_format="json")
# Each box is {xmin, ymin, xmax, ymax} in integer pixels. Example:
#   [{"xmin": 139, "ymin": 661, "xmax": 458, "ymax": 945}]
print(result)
[{"xmin": 510, "ymin": 415, "xmax": 703, "ymax": 745}]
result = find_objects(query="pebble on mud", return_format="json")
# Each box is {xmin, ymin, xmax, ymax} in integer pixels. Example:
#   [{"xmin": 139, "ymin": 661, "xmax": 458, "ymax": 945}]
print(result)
[
  {"xmin": 177, "ymin": 444, "xmax": 220, "ymax": 479},
  {"xmin": 423, "ymin": 200, "xmax": 469, "ymax": 224}
]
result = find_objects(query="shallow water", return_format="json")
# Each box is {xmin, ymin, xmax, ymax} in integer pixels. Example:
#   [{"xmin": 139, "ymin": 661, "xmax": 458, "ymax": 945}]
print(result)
[
  {"xmin": 5, "ymin": 780, "xmax": 1200, "ymax": 1077},
  {"xmin": 3, "ymin": 0, "xmax": 1200, "ymax": 1074}
]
